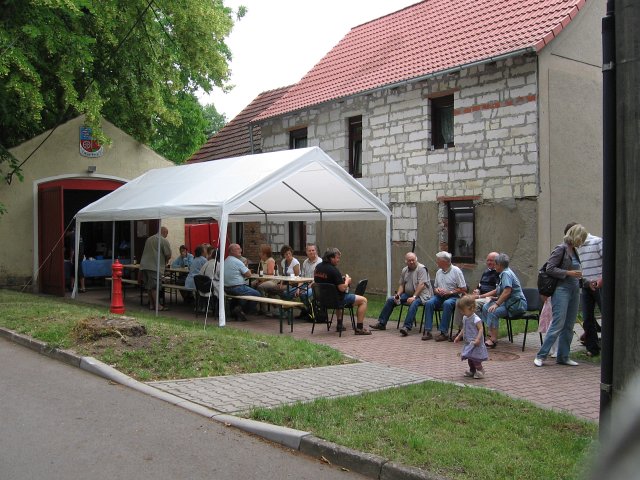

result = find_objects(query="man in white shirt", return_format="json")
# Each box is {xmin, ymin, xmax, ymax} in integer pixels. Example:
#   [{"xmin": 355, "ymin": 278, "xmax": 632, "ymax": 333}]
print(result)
[
  {"xmin": 422, "ymin": 251, "xmax": 467, "ymax": 341},
  {"xmin": 223, "ymin": 243, "xmax": 261, "ymax": 321},
  {"xmin": 577, "ymin": 231, "xmax": 603, "ymax": 356}
]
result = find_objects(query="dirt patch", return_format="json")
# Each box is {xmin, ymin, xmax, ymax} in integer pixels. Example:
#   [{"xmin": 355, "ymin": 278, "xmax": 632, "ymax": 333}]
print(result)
[
  {"xmin": 72, "ymin": 315, "xmax": 156, "ymax": 355},
  {"xmin": 488, "ymin": 351, "xmax": 520, "ymax": 362}
]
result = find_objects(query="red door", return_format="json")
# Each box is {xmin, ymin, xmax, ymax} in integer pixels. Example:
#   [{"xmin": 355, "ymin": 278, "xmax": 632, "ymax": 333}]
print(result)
[{"xmin": 38, "ymin": 186, "xmax": 65, "ymax": 296}]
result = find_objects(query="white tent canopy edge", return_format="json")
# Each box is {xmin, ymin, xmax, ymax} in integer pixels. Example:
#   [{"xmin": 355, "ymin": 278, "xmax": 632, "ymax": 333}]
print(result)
[{"xmin": 74, "ymin": 146, "xmax": 392, "ymax": 325}]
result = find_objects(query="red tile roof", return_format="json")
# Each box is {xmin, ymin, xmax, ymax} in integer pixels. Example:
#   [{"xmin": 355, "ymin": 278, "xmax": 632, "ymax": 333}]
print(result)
[
  {"xmin": 255, "ymin": 0, "xmax": 586, "ymax": 121},
  {"xmin": 188, "ymin": 85, "xmax": 292, "ymax": 163}
]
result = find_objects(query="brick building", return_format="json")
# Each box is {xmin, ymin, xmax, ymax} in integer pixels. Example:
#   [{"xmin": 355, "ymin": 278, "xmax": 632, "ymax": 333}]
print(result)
[{"xmin": 191, "ymin": 0, "xmax": 603, "ymax": 291}]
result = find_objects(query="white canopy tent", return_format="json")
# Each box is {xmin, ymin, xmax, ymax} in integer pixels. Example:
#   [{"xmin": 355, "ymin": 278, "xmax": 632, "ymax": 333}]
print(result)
[{"xmin": 75, "ymin": 146, "xmax": 392, "ymax": 325}]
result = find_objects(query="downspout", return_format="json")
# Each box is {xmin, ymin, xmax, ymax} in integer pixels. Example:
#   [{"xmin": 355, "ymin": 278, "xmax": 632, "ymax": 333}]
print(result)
[
  {"xmin": 600, "ymin": 0, "xmax": 615, "ymax": 432},
  {"xmin": 249, "ymin": 125, "xmax": 255, "ymax": 154}
]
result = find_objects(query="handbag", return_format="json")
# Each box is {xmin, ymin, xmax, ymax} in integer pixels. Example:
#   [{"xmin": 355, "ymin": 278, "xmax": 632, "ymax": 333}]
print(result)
[{"xmin": 537, "ymin": 246, "xmax": 566, "ymax": 296}]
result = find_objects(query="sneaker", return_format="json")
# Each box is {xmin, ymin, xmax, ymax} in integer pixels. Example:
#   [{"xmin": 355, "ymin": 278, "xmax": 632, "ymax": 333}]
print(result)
[
  {"xmin": 399, "ymin": 327, "xmax": 409, "ymax": 337},
  {"xmin": 354, "ymin": 328, "xmax": 372, "ymax": 335},
  {"xmin": 558, "ymin": 359, "xmax": 579, "ymax": 366},
  {"xmin": 550, "ymin": 351, "xmax": 557, "ymax": 358},
  {"xmin": 463, "ymin": 370, "xmax": 474, "ymax": 378},
  {"xmin": 533, "ymin": 357, "xmax": 544, "ymax": 367},
  {"xmin": 369, "ymin": 322, "xmax": 386, "ymax": 330},
  {"xmin": 434, "ymin": 332, "xmax": 449, "ymax": 342},
  {"xmin": 473, "ymin": 370, "xmax": 485, "ymax": 379},
  {"xmin": 421, "ymin": 332, "xmax": 433, "ymax": 341}
]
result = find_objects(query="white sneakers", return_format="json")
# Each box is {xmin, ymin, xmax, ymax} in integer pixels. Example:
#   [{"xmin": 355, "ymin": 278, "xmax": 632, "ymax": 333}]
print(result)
[
  {"xmin": 534, "ymin": 357, "xmax": 579, "ymax": 367},
  {"xmin": 559, "ymin": 359, "xmax": 579, "ymax": 366}
]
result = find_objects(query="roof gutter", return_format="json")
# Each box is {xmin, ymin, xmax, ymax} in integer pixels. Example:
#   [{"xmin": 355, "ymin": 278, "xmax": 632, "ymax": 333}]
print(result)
[{"xmin": 251, "ymin": 47, "xmax": 537, "ymax": 125}]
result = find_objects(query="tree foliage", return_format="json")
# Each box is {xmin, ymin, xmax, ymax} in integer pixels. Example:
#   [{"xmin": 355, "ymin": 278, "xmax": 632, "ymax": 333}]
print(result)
[{"xmin": 0, "ymin": 0, "xmax": 239, "ymax": 168}]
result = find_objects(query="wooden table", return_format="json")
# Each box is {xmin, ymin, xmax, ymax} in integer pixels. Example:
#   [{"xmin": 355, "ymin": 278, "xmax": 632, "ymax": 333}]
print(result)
[{"xmin": 249, "ymin": 274, "xmax": 313, "ymax": 284}]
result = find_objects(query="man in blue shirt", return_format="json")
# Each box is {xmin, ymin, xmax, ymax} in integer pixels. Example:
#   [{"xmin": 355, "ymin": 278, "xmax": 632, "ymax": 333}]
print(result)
[{"xmin": 224, "ymin": 243, "xmax": 261, "ymax": 320}]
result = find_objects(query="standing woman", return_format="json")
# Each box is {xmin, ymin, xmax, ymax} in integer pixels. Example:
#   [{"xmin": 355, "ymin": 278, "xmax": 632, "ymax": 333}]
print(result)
[{"xmin": 534, "ymin": 224, "xmax": 588, "ymax": 367}]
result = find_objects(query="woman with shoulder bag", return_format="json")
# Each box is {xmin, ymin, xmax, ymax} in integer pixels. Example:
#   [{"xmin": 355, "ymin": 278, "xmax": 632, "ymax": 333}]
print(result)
[{"xmin": 534, "ymin": 224, "xmax": 588, "ymax": 367}]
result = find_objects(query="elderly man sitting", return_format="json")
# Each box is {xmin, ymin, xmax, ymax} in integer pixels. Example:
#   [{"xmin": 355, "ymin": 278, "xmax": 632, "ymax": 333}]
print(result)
[
  {"xmin": 422, "ymin": 251, "xmax": 467, "ymax": 342},
  {"xmin": 480, "ymin": 253, "xmax": 527, "ymax": 348},
  {"xmin": 369, "ymin": 252, "xmax": 433, "ymax": 336},
  {"xmin": 223, "ymin": 243, "xmax": 261, "ymax": 321},
  {"xmin": 449, "ymin": 251, "xmax": 499, "ymax": 340}
]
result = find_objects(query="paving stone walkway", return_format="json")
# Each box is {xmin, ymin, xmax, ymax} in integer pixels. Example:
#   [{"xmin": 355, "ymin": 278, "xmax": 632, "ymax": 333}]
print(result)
[
  {"xmin": 149, "ymin": 363, "xmax": 429, "ymax": 414},
  {"xmin": 77, "ymin": 290, "xmax": 602, "ymax": 422}
]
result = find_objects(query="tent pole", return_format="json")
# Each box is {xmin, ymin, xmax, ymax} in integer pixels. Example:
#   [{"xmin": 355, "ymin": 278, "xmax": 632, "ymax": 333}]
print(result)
[
  {"xmin": 130, "ymin": 220, "xmax": 135, "ymax": 263},
  {"xmin": 154, "ymin": 220, "xmax": 162, "ymax": 316},
  {"xmin": 111, "ymin": 221, "xmax": 115, "ymax": 262},
  {"xmin": 218, "ymin": 215, "xmax": 229, "ymax": 327},
  {"xmin": 72, "ymin": 219, "xmax": 80, "ymax": 298}
]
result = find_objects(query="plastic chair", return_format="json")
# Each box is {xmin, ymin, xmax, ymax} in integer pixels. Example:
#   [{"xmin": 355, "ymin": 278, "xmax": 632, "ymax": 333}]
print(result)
[
  {"xmin": 504, "ymin": 287, "xmax": 543, "ymax": 351},
  {"xmin": 311, "ymin": 283, "xmax": 356, "ymax": 337}
]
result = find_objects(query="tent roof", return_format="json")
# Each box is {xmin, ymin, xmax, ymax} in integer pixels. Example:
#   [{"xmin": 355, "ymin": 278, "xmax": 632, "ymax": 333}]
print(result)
[{"xmin": 76, "ymin": 147, "xmax": 391, "ymax": 223}]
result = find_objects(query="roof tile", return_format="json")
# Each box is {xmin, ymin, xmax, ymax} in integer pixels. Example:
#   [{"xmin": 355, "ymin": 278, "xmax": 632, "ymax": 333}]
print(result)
[
  {"xmin": 255, "ymin": 0, "xmax": 586, "ymax": 121},
  {"xmin": 188, "ymin": 86, "xmax": 291, "ymax": 163}
]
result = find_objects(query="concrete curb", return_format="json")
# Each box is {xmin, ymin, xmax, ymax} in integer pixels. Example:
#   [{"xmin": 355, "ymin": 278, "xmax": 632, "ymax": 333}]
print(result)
[{"xmin": 1, "ymin": 326, "xmax": 439, "ymax": 479}]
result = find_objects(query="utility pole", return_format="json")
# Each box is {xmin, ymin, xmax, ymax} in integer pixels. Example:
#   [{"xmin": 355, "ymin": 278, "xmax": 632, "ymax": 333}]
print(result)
[{"xmin": 603, "ymin": 0, "xmax": 640, "ymax": 428}]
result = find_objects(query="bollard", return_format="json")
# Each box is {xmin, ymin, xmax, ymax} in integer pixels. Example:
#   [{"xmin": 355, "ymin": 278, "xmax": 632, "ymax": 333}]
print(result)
[{"xmin": 110, "ymin": 258, "xmax": 125, "ymax": 314}]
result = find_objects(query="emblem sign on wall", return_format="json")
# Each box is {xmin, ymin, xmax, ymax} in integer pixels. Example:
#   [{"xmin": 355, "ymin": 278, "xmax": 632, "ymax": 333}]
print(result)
[{"xmin": 79, "ymin": 126, "xmax": 104, "ymax": 158}]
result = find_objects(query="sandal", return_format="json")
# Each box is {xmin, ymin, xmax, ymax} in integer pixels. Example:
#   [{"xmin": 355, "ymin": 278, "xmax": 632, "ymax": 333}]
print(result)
[
  {"xmin": 354, "ymin": 328, "xmax": 372, "ymax": 336},
  {"xmin": 484, "ymin": 339, "xmax": 497, "ymax": 349}
]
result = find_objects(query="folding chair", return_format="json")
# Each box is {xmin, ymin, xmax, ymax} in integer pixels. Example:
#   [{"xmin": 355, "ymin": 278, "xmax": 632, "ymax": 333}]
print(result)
[
  {"xmin": 194, "ymin": 274, "xmax": 218, "ymax": 318},
  {"xmin": 504, "ymin": 287, "xmax": 543, "ymax": 351},
  {"xmin": 311, "ymin": 283, "xmax": 356, "ymax": 337}
]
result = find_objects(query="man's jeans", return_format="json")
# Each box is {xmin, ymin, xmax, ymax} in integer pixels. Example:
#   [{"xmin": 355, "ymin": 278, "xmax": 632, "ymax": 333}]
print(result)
[
  {"xmin": 378, "ymin": 293, "xmax": 423, "ymax": 330},
  {"xmin": 537, "ymin": 281, "xmax": 580, "ymax": 362},
  {"xmin": 225, "ymin": 284, "xmax": 261, "ymax": 313},
  {"xmin": 581, "ymin": 286, "xmax": 601, "ymax": 354},
  {"xmin": 424, "ymin": 295, "xmax": 458, "ymax": 333}
]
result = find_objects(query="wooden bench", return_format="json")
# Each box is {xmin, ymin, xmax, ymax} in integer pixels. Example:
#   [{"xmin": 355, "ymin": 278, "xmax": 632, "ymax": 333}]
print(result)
[
  {"xmin": 162, "ymin": 283, "xmax": 195, "ymax": 305},
  {"xmin": 225, "ymin": 294, "xmax": 305, "ymax": 333}
]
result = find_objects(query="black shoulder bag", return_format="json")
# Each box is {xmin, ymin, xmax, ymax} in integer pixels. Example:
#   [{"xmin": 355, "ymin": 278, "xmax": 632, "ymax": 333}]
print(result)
[{"xmin": 537, "ymin": 247, "xmax": 566, "ymax": 297}]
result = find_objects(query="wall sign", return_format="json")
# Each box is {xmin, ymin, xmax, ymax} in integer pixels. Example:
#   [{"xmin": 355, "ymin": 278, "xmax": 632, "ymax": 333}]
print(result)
[{"xmin": 79, "ymin": 126, "xmax": 104, "ymax": 158}]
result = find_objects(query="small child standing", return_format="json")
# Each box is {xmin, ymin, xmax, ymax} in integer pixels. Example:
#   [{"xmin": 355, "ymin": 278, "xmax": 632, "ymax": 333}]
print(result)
[{"xmin": 454, "ymin": 294, "xmax": 489, "ymax": 379}]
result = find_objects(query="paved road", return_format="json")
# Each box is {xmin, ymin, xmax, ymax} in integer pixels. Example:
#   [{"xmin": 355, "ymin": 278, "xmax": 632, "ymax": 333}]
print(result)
[{"xmin": 0, "ymin": 338, "xmax": 364, "ymax": 480}]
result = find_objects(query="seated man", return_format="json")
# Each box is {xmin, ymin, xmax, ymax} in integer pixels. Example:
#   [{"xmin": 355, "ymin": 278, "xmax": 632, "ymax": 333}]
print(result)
[
  {"xmin": 422, "ymin": 251, "xmax": 467, "ymax": 341},
  {"xmin": 481, "ymin": 253, "xmax": 527, "ymax": 348},
  {"xmin": 369, "ymin": 252, "xmax": 433, "ymax": 336},
  {"xmin": 313, "ymin": 247, "xmax": 371, "ymax": 335},
  {"xmin": 223, "ymin": 243, "xmax": 261, "ymax": 321},
  {"xmin": 450, "ymin": 251, "xmax": 499, "ymax": 339}
]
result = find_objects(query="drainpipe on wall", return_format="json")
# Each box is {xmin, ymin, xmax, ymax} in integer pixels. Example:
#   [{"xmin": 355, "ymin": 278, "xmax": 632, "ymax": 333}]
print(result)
[{"xmin": 249, "ymin": 125, "xmax": 255, "ymax": 154}]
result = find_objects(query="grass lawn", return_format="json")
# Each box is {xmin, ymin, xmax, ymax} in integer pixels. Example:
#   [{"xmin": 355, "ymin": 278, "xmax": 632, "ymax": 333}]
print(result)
[
  {"xmin": 251, "ymin": 382, "xmax": 598, "ymax": 480},
  {"xmin": 0, "ymin": 289, "xmax": 353, "ymax": 381},
  {"xmin": 1, "ymin": 288, "xmax": 598, "ymax": 478}
]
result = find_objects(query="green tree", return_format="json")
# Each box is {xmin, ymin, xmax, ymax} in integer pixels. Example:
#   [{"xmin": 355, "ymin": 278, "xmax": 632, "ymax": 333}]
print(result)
[
  {"xmin": 202, "ymin": 103, "xmax": 227, "ymax": 139},
  {"xmin": 0, "ymin": 0, "xmax": 242, "ymax": 171}
]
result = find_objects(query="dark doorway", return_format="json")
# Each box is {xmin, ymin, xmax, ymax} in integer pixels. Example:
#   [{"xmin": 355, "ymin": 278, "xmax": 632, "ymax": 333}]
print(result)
[{"xmin": 38, "ymin": 178, "xmax": 125, "ymax": 296}]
